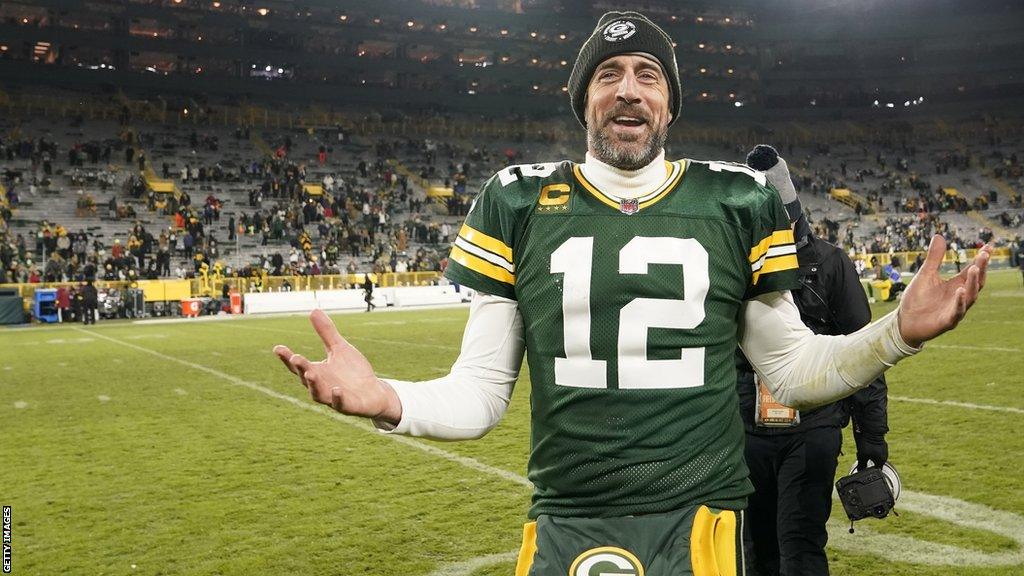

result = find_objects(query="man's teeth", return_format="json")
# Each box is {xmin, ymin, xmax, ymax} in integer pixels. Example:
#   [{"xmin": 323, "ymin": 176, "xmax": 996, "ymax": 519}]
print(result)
[{"xmin": 614, "ymin": 116, "xmax": 645, "ymax": 125}]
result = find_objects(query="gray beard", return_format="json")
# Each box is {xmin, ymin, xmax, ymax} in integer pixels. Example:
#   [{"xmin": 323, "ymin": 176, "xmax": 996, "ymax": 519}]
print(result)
[{"xmin": 587, "ymin": 121, "xmax": 667, "ymax": 171}]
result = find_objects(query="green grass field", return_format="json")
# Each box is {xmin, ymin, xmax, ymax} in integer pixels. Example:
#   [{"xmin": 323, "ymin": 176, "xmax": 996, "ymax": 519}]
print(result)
[{"xmin": 2, "ymin": 270, "xmax": 1022, "ymax": 575}]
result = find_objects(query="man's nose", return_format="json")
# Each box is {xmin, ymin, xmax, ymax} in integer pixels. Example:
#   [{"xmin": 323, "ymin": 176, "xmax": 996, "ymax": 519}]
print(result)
[{"xmin": 615, "ymin": 73, "xmax": 642, "ymax": 104}]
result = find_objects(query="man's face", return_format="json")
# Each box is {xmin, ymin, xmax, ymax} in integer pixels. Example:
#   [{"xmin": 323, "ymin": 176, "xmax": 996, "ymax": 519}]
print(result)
[{"xmin": 585, "ymin": 53, "xmax": 672, "ymax": 171}]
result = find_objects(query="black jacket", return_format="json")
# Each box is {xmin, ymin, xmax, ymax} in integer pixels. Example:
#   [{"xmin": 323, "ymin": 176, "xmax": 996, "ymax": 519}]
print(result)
[{"xmin": 736, "ymin": 231, "xmax": 888, "ymax": 437}]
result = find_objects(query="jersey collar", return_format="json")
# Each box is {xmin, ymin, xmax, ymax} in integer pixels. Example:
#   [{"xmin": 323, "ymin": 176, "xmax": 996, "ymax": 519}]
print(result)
[{"xmin": 574, "ymin": 150, "xmax": 686, "ymax": 212}]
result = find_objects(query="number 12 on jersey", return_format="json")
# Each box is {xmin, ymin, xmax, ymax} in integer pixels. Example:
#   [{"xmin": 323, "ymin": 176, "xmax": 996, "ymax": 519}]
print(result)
[{"xmin": 550, "ymin": 236, "xmax": 709, "ymax": 390}]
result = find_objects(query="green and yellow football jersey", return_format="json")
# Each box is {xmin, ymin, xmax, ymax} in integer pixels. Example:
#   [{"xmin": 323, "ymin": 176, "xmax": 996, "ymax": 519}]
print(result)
[{"xmin": 444, "ymin": 158, "xmax": 800, "ymax": 519}]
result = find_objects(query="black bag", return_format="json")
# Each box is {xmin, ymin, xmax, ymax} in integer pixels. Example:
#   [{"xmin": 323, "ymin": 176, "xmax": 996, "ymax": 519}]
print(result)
[{"xmin": 835, "ymin": 466, "xmax": 895, "ymax": 523}]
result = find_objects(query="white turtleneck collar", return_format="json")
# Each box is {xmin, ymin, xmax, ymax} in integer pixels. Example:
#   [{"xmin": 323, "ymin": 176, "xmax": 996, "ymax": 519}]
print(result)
[{"xmin": 580, "ymin": 149, "xmax": 669, "ymax": 200}]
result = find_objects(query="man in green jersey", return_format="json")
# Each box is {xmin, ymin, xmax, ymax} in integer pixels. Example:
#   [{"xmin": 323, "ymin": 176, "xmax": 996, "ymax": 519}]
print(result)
[{"xmin": 275, "ymin": 11, "xmax": 991, "ymax": 575}]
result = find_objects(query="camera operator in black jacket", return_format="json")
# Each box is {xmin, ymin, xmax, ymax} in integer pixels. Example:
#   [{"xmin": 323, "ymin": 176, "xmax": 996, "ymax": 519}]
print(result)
[{"xmin": 738, "ymin": 146, "xmax": 889, "ymax": 576}]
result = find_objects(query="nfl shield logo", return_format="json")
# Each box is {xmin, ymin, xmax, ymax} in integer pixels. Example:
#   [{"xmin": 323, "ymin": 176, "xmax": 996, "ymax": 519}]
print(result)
[{"xmin": 619, "ymin": 198, "xmax": 639, "ymax": 215}]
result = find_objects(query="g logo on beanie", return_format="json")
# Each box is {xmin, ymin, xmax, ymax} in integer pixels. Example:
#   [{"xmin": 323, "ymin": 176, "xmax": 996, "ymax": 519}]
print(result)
[{"xmin": 602, "ymin": 20, "xmax": 636, "ymax": 42}]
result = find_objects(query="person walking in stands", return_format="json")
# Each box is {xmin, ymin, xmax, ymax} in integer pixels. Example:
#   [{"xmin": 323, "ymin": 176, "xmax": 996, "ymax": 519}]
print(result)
[
  {"xmin": 362, "ymin": 274, "xmax": 376, "ymax": 312},
  {"xmin": 82, "ymin": 280, "xmax": 98, "ymax": 325}
]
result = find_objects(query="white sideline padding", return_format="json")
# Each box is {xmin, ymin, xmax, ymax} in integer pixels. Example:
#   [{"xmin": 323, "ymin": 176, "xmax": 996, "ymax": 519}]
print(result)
[
  {"xmin": 315, "ymin": 289, "xmax": 386, "ymax": 311},
  {"xmin": 389, "ymin": 285, "xmax": 467, "ymax": 308},
  {"xmin": 243, "ymin": 286, "xmax": 471, "ymax": 315},
  {"xmin": 243, "ymin": 291, "xmax": 317, "ymax": 315}
]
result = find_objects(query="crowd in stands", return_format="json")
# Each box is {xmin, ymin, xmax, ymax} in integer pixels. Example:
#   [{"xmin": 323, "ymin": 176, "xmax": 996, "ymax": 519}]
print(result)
[{"xmin": 1, "ymin": 112, "xmax": 1023, "ymax": 289}]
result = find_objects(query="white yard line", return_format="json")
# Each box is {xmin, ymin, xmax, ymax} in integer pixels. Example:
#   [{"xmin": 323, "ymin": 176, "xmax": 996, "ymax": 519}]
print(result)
[
  {"xmin": 927, "ymin": 343, "xmax": 1021, "ymax": 353},
  {"xmin": 425, "ymin": 551, "xmax": 520, "ymax": 576},
  {"xmin": 74, "ymin": 327, "xmax": 528, "ymax": 489},
  {"xmin": 890, "ymin": 395, "xmax": 1024, "ymax": 415},
  {"xmin": 70, "ymin": 326, "xmax": 1024, "ymax": 570}
]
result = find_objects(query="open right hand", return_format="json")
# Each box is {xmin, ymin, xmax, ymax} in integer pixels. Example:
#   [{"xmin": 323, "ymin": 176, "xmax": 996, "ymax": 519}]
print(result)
[{"xmin": 274, "ymin": 309, "xmax": 402, "ymax": 424}]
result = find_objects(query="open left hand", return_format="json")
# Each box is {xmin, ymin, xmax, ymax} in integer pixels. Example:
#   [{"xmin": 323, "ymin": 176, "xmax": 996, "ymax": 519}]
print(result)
[
  {"xmin": 273, "ymin": 309, "xmax": 402, "ymax": 423},
  {"xmin": 897, "ymin": 235, "xmax": 992, "ymax": 348}
]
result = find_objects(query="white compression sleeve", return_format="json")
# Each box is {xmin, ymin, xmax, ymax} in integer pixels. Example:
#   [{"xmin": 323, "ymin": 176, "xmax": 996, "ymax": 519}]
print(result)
[
  {"xmin": 373, "ymin": 292, "xmax": 524, "ymax": 440},
  {"xmin": 739, "ymin": 291, "xmax": 921, "ymax": 410}
]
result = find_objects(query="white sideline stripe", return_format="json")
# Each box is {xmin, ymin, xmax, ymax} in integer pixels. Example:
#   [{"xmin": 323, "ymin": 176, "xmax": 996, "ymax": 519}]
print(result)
[
  {"xmin": 928, "ymin": 343, "xmax": 1021, "ymax": 353},
  {"xmin": 70, "ymin": 327, "xmax": 1024, "ymax": 569},
  {"xmin": 426, "ymin": 551, "xmax": 519, "ymax": 576},
  {"xmin": 73, "ymin": 327, "xmax": 530, "ymax": 490},
  {"xmin": 890, "ymin": 395, "xmax": 1024, "ymax": 415},
  {"xmin": 230, "ymin": 323, "xmax": 461, "ymax": 352}
]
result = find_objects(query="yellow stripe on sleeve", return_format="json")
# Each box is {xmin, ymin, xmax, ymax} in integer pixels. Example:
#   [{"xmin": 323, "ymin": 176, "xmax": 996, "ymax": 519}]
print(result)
[
  {"xmin": 749, "ymin": 229, "xmax": 795, "ymax": 263},
  {"xmin": 459, "ymin": 223, "xmax": 513, "ymax": 263},
  {"xmin": 751, "ymin": 254, "xmax": 799, "ymax": 284},
  {"xmin": 450, "ymin": 245, "xmax": 515, "ymax": 285}
]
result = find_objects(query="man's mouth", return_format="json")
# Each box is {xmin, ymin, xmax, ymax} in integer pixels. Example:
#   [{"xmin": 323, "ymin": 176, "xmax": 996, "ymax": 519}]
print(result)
[{"xmin": 610, "ymin": 115, "xmax": 647, "ymax": 127}]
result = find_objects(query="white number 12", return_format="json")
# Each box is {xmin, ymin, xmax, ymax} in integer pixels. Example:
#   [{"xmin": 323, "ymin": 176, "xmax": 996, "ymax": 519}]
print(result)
[{"xmin": 550, "ymin": 236, "xmax": 709, "ymax": 390}]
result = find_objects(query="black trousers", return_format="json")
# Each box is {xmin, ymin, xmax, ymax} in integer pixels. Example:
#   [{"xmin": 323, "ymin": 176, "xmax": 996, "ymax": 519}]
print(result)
[{"xmin": 743, "ymin": 427, "xmax": 842, "ymax": 576}]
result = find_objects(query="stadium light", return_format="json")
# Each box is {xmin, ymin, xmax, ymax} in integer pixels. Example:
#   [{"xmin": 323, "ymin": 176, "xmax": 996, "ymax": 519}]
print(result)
[
  {"xmin": 698, "ymin": 43, "xmax": 705, "ymax": 49},
  {"xmin": 501, "ymin": 29, "xmax": 508, "ymax": 36},
  {"xmin": 438, "ymin": 23, "xmax": 446, "ymax": 30},
  {"xmin": 257, "ymin": 8, "xmax": 269, "ymax": 16},
  {"xmin": 727, "ymin": 68, "xmax": 734, "ymax": 74},
  {"xmin": 696, "ymin": 16, "xmax": 704, "ymax": 23},
  {"xmin": 886, "ymin": 102, "xmax": 895, "ymax": 108},
  {"xmin": 212, "ymin": 1, "xmax": 221, "ymax": 7},
  {"xmin": 407, "ymin": 21, "xmax": 415, "ymax": 28},
  {"xmin": 469, "ymin": 26, "xmax": 477, "ymax": 33},
  {"xmin": 530, "ymin": 31, "xmax": 538, "ymax": 38},
  {"xmin": 734, "ymin": 101, "xmax": 743, "ymax": 107},
  {"xmin": 339, "ymin": 15, "xmax": 347, "ymax": 21},
  {"xmin": 559, "ymin": 33, "xmax": 566, "ymax": 40}
]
